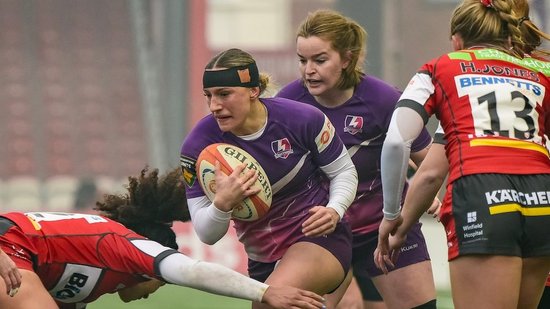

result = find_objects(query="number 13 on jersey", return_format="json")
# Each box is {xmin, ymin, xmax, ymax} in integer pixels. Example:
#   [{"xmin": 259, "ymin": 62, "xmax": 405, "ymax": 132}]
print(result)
[{"xmin": 456, "ymin": 74, "xmax": 545, "ymax": 144}]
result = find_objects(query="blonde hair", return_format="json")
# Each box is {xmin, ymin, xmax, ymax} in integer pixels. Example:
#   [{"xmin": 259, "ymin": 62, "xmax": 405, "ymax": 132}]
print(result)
[
  {"xmin": 205, "ymin": 48, "xmax": 272, "ymax": 95},
  {"xmin": 512, "ymin": 0, "xmax": 550, "ymax": 57},
  {"xmin": 296, "ymin": 9, "xmax": 367, "ymax": 89},
  {"xmin": 450, "ymin": 0, "xmax": 524, "ymax": 57}
]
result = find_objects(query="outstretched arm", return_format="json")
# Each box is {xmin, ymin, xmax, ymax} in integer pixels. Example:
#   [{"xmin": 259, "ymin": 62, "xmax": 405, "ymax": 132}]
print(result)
[{"xmin": 158, "ymin": 253, "xmax": 325, "ymax": 309}]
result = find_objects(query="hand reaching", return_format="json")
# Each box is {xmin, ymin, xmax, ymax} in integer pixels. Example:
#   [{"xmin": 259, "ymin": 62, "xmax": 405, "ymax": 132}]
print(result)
[
  {"xmin": 426, "ymin": 197, "xmax": 442, "ymax": 221},
  {"xmin": 0, "ymin": 249, "xmax": 21, "ymax": 297},
  {"xmin": 262, "ymin": 285, "xmax": 326, "ymax": 309},
  {"xmin": 373, "ymin": 216, "xmax": 403, "ymax": 274}
]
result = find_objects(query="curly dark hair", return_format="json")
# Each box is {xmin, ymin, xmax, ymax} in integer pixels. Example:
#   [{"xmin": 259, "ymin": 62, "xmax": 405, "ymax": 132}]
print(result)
[{"xmin": 95, "ymin": 167, "xmax": 190, "ymax": 250}]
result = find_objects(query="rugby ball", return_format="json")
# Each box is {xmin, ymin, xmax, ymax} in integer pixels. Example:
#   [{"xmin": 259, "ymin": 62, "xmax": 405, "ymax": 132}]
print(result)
[{"xmin": 196, "ymin": 143, "xmax": 272, "ymax": 221}]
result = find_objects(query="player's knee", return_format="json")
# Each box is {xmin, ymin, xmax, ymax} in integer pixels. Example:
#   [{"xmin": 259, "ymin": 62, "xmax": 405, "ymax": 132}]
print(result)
[{"xmin": 412, "ymin": 299, "xmax": 436, "ymax": 309}]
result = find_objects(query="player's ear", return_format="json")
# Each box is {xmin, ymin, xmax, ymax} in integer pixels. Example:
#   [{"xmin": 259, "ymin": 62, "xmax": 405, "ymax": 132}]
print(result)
[
  {"xmin": 341, "ymin": 50, "xmax": 352, "ymax": 69},
  {"xmin": 249, "ymin": 87, "xmax": 259, "ymax": 99}
]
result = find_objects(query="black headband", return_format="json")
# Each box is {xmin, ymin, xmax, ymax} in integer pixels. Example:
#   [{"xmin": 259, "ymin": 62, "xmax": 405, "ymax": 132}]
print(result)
[{"xmin": 203, "ymin": 63, "xmax": 260, "ymax": 88}]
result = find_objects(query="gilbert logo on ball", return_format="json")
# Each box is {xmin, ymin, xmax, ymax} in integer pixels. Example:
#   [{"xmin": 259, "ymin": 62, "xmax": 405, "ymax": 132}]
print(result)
[{"xmin": 196, "ymin": 143, "xmax": 272, "ymax": 221}]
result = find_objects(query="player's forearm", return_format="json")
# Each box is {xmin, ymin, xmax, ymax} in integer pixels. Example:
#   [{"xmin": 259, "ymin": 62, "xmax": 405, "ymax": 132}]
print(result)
[
  {"xmin": 160, "ymin": 254, "xmax": 267, "ymax": 302},
  {"xmin": 381, "ymin": 135, "xmax": 411, "ymax": 220},
  {"xmin": 381, "ymin": 107, "xmax": 425, "ymax": 220},
  {"xmin": 188, "ymin": 196, "xmax": 231, "ymax": 245},
  {"xmin": 402, "ymin": 142, "xmax": 448, "ymax": 230},
  {"xmin": 322, "ymin": 148, "xmax": 358, "ymax": 219},
  {"xmin": 401, "ymin": 175, "xmax": 442, "ymax": 231}
]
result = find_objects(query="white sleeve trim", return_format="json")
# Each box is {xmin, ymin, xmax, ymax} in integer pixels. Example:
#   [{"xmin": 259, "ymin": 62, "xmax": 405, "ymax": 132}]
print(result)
[
  {"xmin": 320, "ymin": 147, "xmax": 358, "ymax": 219},
  {"xmin": 159, "ymin": 253, "xmax": 267, "ymax": 302},
  {"xmin": 188, "ymin": 196, "xmax": 232, "ymax": 245}
]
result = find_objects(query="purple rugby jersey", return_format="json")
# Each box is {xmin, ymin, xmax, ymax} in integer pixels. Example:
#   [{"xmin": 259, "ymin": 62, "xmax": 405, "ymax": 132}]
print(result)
[
  {"xmin": 277, "ymin": 76, "xmax": 432, "ymax": 235},
  {"xmin": 180, "ymin": 97, "xmax": 348, "ymax": 262}
]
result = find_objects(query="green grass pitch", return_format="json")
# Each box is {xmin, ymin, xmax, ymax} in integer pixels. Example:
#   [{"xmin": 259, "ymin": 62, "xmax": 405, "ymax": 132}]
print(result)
[
  {"xmin": 90, "ymin": 284, "xmax": 251, "ymax": 308},
  {"xmin": 89, "ymin": 284, "xmax": 454, "ymax": 308}
]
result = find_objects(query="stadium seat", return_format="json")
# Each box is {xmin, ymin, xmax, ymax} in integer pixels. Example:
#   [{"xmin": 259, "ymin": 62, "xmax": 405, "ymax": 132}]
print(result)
[
  {"xmin": 5, "ymin": 176, "xmax": 43, "ymax": 212},
  {"xmin": 44, "ymin": 176, "xmax": 78, "ymax": 211},
  {"xmin": 95, "ymin": 176, "xmax": 126, "ymax": 196},
  {"xmin": 0, "ymin": 0, "xmax": 149, "ymax": 186}
]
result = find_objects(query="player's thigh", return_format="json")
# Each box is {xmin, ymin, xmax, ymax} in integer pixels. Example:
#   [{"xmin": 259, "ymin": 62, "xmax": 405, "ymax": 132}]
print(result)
[
  {"xmin": 372, "ymin": 260, "xmax": 435, "ymax": 308},
  {"xmin": 327, "ymin": 270, "xmax": 355, "ymax": 309},
  {"xmin": 266, "ymin": 241, "xmax": 346, "ymax": 294},
  {"xmin": 355, "ymin": 276, "xmax": 386, "ymax": 309},
  {"xmin": 0, "ymin": 269, "xmax": 58, "ymax": 309},
  {"xmin": 450, "ymin": 255, "xmax": 522, "ymax": 309},
  {"xmin": 519, "ymin": 256, "xmax": 550, "ymax": 309},
  {"xmin": 363, "ymin": 299, "xmax": 387, "ymax": 309}
]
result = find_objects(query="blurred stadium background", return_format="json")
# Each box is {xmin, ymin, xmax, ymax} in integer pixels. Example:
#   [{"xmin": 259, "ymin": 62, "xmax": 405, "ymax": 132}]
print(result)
[{"xmin": 5, "ymin": 0, "xmax": 547, "ymax": 308}]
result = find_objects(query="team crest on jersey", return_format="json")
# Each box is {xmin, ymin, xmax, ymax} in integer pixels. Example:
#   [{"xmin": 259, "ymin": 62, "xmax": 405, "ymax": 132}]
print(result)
[
  {"xmin": 344, "ymin": 115, "xmax": 364, "ymax": 135},
  {"xmin": 180, "ymin": 155, "xmax": 197, "ymax": 187},
  {"xmin": 271, "ymin": 138, "xmax": 293, "ymax": 159},
  {"xmin": 315, "ymin": 115, "xmax": 336, "ymax": 152}
]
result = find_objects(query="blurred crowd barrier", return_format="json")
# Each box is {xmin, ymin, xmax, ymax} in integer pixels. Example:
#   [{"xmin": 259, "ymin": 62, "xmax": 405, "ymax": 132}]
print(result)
[{"xmin": 0, "ymin": 176, "xmax": 126, "ymax": 212}]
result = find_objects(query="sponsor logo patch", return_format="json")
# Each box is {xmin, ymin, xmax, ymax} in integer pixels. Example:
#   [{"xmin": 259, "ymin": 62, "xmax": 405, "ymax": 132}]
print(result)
[
  {"xmin": 50, "ymin": 264, "xmax": 103, "ymax": 303},
  {"xmin": 180, "ymin": 155, "xmax": 197, "ymax": 187},
  {"xmin": 315, "ymin": 115, "xmax": 335, "ymax": 153}
]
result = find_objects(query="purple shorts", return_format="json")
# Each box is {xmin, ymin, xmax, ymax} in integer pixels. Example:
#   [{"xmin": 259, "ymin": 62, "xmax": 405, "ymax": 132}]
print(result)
[
  {"xmin": 248, "ymin": 221, "xmax": 352, "ymax": 283},
  {"xmin": 352, "ymin": 221, "xmax": 430, "ymax": 278}
]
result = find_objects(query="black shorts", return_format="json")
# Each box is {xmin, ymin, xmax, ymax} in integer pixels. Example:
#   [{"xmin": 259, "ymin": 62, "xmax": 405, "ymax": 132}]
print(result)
[
  {"xmin": 354, "ymin": 275, "xmax": 383, "ymax": 301},
  {"xmin": 539, "ymin": 286, "xmax": 550, "ymax": 309},
  {"xmin": 441, "ymin": 173, "xmax": 550, "ymax": 260}
]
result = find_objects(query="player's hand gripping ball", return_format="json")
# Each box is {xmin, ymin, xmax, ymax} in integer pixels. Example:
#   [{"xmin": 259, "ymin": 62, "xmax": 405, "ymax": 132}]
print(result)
[{"xmin": 196, "ymin": 143, "xmax": 272, "ymax": 221}]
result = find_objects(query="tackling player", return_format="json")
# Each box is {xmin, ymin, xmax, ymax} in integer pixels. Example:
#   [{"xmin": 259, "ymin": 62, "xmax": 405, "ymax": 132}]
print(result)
[{"xmin": 0, "ymin": 167, "xmax": 326, "ymax": 309}]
